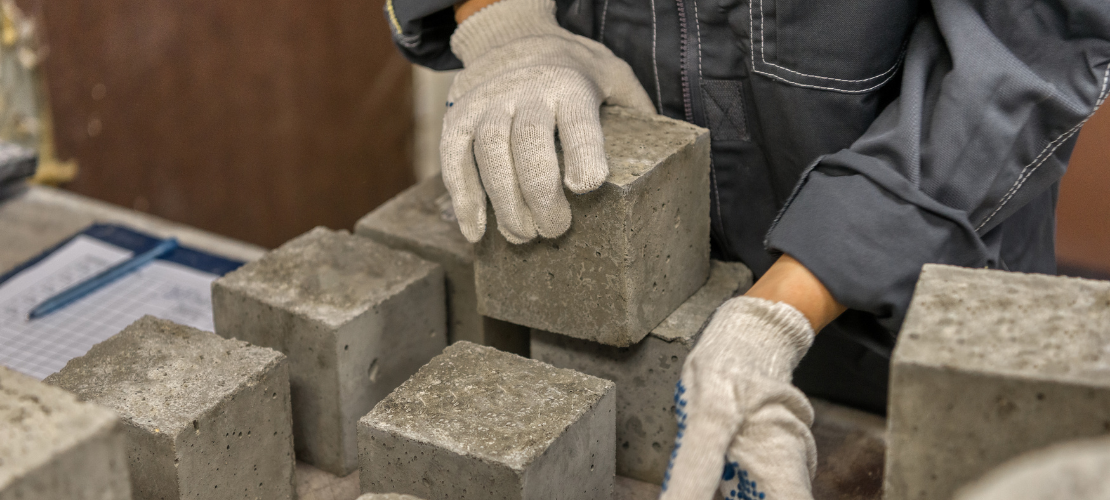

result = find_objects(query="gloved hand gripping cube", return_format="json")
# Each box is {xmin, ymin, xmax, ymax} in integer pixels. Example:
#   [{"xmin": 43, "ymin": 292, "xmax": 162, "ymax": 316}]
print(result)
[
  {"xmin": 662, "ymin": 297, "xmax": 818, "ymax": 500},
  {"xmin": 441, "ymin": 0, "xmax": 655, "ymax": 244}
]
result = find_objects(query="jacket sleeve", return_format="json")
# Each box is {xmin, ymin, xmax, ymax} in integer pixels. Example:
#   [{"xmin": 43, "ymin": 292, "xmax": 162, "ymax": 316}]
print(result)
[
  {"xmin": 384, "ymin": 0, "xmax": 464, "ymax": 70},
  {"xmin": 765, "ymin": 0, "xmax": 1110, "ymax": 332}
]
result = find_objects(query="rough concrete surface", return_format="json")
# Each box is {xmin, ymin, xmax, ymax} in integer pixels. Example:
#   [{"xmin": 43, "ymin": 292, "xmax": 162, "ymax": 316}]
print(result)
[
  {"xmin": 359, "ymin": 342, "xmax": 615, "ymax": 499},
  {"xmin": 212, "ymin": 227, "xmax": 447, "ymax": 475},
  {"xmin": 297, "ymin": 461, "xmax": 360, "ymax": 500},
  {"xmin": 296, "ymin": 467, "xmax": 665, "ymax": 500},
  {"xmin": 886, "ymin": 264, "xmax": 1110, "ymax": 500},
  {"xmin": 354, "ymin": 174, "xmax": 528, "ymax": 354},
  {"xmin": 0, "ymin": 366, "xmax": 131, "ymax": 500},
  {"xmin": 531, "ymin": 260, "xmax": 752, "ymax": 483},
  {"xmin": 356, "ymin": 494, "xmax": 425, "ymax": 500},
  {"xmin": 954, "ymin": 436, "xmax": 1110, "ymax": 500},
  {"xmin": 476, "ymin": 107, "xmax": 711, "ymax": 347},
  {"xmin": 45, "ymin": 315, "xmax": 295, "ymax": 500}
]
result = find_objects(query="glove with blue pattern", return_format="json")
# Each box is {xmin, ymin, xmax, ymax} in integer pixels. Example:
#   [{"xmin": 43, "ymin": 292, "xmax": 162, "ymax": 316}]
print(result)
[{"xmin": 661, "ymin": 296, "xmax": 818, "ymax": 500}]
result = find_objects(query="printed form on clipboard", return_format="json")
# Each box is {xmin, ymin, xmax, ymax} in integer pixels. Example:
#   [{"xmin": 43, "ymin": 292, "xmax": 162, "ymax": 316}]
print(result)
[{"xmin": 0, "ymin": 224, "xmax": 244, "ymax": 380}]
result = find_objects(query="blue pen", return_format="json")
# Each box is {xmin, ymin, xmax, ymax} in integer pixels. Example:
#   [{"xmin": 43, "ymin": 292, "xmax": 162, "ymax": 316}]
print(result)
[{"xmin": 27, "ymin": 237, "xmax": 180, "ymax": 320}]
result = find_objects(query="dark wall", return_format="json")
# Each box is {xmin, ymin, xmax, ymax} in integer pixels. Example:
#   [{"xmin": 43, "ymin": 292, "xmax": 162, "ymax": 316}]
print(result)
[
  {"xmin": 1058, "ymin": 107, "xmax": 1110, "ymax": 279},
  {"xmin": 33, "ymin": 0, "xmax": 413, "ymax": 248}
]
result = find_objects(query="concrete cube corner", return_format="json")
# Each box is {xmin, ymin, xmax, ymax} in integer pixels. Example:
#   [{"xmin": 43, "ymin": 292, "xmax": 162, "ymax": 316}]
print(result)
[
  {"xmin": 211, "ymin": 226, "xmax": 448, "ymax": 475},
  {"xmin": 885, "ymin": 264, "xmax": 1110, "ymax": 500},
  {"xmin": 475, "ymin": 107, "xmax": 712, "ymax": 347},
  {"xmin": 45, "ymin": 315, "xmax": 295, "ymax": 500},
  {"xmin": 358, "ymin": 341, "xmax": 616, "ymax": 499}
]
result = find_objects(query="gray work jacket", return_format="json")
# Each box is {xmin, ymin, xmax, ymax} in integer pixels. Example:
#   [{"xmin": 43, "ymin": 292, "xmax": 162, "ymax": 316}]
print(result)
[{"xmin": 384, "ymin": 0, "xmax": 1110, "ymax": 358}]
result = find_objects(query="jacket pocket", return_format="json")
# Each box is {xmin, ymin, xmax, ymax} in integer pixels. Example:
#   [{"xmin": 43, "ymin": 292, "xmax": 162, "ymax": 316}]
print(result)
[{"xmin": 748, "ymin": 0, "xmax": 918, "ymax": 93}]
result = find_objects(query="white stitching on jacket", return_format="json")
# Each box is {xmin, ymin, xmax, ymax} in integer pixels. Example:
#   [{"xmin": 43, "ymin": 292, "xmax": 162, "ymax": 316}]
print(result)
[
  {"xmin": 747, "ymin": 0, "xmax": 905, "ymax": 92},
  {"xmin": 650, "ymin": 0, "xmax": 663, "ymax": 113},
  {"xmin": 976, "ymin": 63, "xmax": 1110, "ymax": 232},
  {"xmin": 692, "ymin": 0, "xmax": 702, "ymax": 80}
]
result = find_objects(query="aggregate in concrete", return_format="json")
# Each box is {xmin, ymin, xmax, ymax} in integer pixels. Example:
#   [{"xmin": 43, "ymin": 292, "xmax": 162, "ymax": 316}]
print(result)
[
  {"xmin": 212, "ymin": 227, "xmax": 447, "ymax": 476},
  {"xmin": 530, "ymin": 260, "xmax": 752, "ymax": 483},
  {"xmin": 954, "ymin": 436, "xmax": 1110, "ymax": 500},
  {"xmin": 358, "ymin": 341, "xmax": 616, "ymax": 500},
  {"xmin": 45, "ymin": 315, "xmax": 295, "ymax": 500},
  {"xmin": 0, "ymin": 366, "xmax": 130, "ymax": 500},
  {"xmin": 475, "ymin": 107, "xmax": 711, "ymax": 347},
  {"xmin": 357, "ymin": 494, "xmax": 426, "ymax": 500},
  {"xmin": 885, "ymin": 264, "xmax": 1110, "ymax": 500},
  {"xmin": 355, "ymin": 174, "xmax": 528, "ymax": 354}
]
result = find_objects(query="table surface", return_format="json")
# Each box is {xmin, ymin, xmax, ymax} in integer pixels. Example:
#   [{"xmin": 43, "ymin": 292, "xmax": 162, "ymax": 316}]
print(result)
[{"xmin": 0, "ymin": 185, "xmax": 267, "ymax": 274}]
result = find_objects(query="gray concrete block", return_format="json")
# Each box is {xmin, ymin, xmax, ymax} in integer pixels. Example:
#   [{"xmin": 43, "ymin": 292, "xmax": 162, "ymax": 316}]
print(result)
[
  {"xmin": 885, "ymin": 264, "xmax": 1110, "ymax": 500},
  {"xmin": 45, "ymin": 315, "xmax": 294, "ymax": 500},
  {"xmin": 212, "ymin": 227, "xmax": 447, "ymax": 476},
  {"xmin": 354, "ymin": 175, "xmax": 528, "ymax": 354},
  {"xmin": 294, "ymin": 461, "xmax": 359, "ymax": 500},
  {"xmin": 476, "ymin": 107, "xmax": 711, "ymax": 347},
  {"xmin": 530, "ymin": 260, "xmax": 752, "ymax": 483},
  {"xmin": 357, "ymin": 494, "xmax": 425, "ymax": 500},
  {"xmin": 0, "ymin": 366, "xmax": 130, "ymax": 500},
  {"xmin": 358, "ymin": 342, "xmax": 616, "ymax": 499},
  {"xmin": 954, "ymin": 436, "xmax": 1110, "ymax": 500}
]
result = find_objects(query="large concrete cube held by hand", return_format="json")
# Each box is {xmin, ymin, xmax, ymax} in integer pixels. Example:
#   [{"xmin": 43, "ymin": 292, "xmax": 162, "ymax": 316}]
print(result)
[
  {"xmin": 358, "ymin": 342, "xmax": 616, "ymax": 499},
  {"xmin": 0, "ymin": 366, "xmax": 130, "ymax": 500},
  {"xmin": 45, "ymin": 315, "xmax": 295, "ymax": 500},
  {"xmin": 476, "ymin": 107, "xmax": 711, "ymax": 347},
  {"xmin": 355, "ymin": 174, "xmax": 529, "ymax": 354},
  {"xmin": 531, "ymin": 260, "xmax": 753, "ymax": 483},
  {"xmin": 885, "ymin": 265, "xmax": 1110, "ymax": 500},
  {"xmin": 212, "ymin": 227, "xmax": 447, "ymax": 475}
]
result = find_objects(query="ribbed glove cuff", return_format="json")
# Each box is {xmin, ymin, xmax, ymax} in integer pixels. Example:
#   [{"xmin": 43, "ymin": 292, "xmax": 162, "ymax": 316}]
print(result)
[
  {"xmin": 708, "ymin": 297, "xmax": 816, "ymax": 381},
  {"xmin": 451, "ymin": 0, "xmax": 564, "ymax": 64}
]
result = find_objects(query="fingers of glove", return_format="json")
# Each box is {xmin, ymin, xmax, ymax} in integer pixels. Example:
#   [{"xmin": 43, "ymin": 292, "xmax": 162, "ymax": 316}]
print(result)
[
  {"xmin": 556, "ymin": 91, "xmax": 608, "ymax": 194},
  {"xmin": 440, "ymin": 108, "xmax": 487, "ymax": 243},
  {"xmin": 473, "ymin": 110, "xmax": 538, "ymax": 244},
  {"xmin": 720, "ymin": 391, "xmax": 819, "ymax": 500},
  {"xmin": 598, "ymin": 57, "xmax": 657, "ymax": 114},
  {"xmin": 660, "ymin": 380, "xmax": 742, "ymax": 500},
  {"xmin": 511, "ymin": 101, "xmax": 571, "ymax": 238}
]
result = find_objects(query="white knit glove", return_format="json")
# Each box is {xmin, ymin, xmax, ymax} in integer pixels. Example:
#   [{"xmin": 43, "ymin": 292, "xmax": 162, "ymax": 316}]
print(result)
[
  {"xmin": 442, "ymin": 0, "xmax": 655, "ymax": 244},
  {"xmin": 661, "ymin": 297, "xmax": 818, "ymax": 500}
]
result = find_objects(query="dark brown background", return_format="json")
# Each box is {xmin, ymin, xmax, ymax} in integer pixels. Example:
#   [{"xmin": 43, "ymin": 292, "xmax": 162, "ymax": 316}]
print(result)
[
  {"xmin": 1058, "ymin": 107, "xmax": 1110, "ymax": 279},
  {"xmin": 22, "ymin": 0, "xmax": 1110, "ymax": 276},
  {"xmin": 30, "ymin": 0, "xmax": 413, "ymax": 248}
]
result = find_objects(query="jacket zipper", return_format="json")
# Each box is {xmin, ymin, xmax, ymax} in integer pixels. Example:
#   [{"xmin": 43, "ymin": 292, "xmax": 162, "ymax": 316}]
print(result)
[{"xmin": 677, "ymin": 0, "xmax": 705, "ymax": 127}]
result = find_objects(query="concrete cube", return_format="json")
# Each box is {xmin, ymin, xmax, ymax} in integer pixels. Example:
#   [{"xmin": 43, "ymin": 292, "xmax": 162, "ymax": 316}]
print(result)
[
  {"xmin": 45, "ymin": 315, "xmax": 294, "ymax": 500},
  {"xmin": 358, "ymin": 342, "xmax": 615, "ymax": 499},
  {"xmin": 354, "ymin": 174, "xmax": 528, "ymax": 354},
  {"xmin": 530, "ymin": 260, "xmax": 752, "ymax": 483},
  {"xmin": 954, "ymin": 436, "xmax": 1110, "ymax": 500},
  {"xmin": 357, "ymin": 495, "xmax": 425, "ymax": 500},
  {"xmin": 885, "ymin": 264, "xmax": 1110, "ymax": 500},
  {"xmin": 0, "ymin": 366, "xmax": 130, "ymax": 500},
  {"xmin": 212, "ymin": 227, "xmax": 447, "ymax": 475},
  {"xmin": 476, "ymin": 107, "xmax": 711, "ymax": 347}
]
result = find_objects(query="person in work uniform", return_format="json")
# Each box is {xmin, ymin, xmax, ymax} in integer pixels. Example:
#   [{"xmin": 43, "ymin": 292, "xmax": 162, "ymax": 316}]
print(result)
[{"xmin": 383, "ymin": 0, "xmax": 1110, "ymax": 497}]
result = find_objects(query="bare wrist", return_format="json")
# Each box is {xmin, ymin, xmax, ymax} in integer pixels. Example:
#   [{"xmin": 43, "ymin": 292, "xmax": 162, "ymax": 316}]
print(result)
[
  {"xmin": 455, "ymin": 0, "xmax": 502, "ymax": 23},
  {"xmin": 744, "ymin": 254, "xmax": 846, "ymax": 332}
]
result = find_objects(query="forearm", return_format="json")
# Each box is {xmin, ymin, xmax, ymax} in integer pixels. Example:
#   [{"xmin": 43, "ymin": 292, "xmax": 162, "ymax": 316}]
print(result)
[
  {"xmin": 745, "ymin": 254, "xmax": 846, "ymax": 332},
  {"xmin": 455, "ymin": 0, "xmax": 501, "ymax": 23}
]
